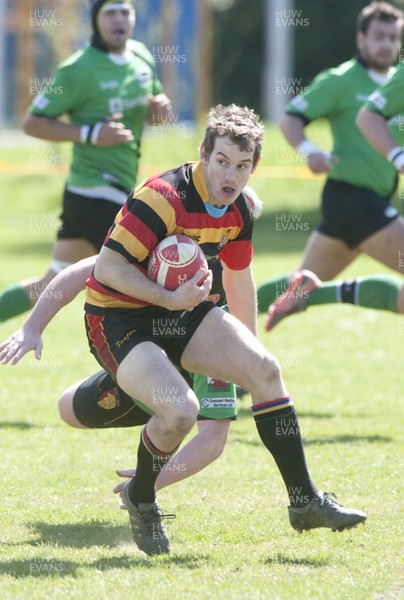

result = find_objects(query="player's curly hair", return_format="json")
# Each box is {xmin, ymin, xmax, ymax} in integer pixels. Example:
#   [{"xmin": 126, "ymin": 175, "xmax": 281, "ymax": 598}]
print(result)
[
  {"xmin": 201, "ymin": 104, "xmax": 264, "ymax": 167},
  {"xmin": 357, "ymin": 1, "xmax": 403, "ymax": 34}
]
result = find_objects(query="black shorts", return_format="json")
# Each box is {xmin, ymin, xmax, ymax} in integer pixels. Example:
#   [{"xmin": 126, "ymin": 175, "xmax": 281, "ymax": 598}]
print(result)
[
  {"xmin": 318, "ymin": 179, "xmax": 399, "ymax": 249},
  {"xmin": 73, "ymin": 370, "xmax": 150, "ymax": 428},
  {"xmin": 58, "ymin": 188, "xmax": 128, "ymax": 251},
  {"xmin": 73, "ymin": 368, "xmax": 235, "ymax": 428},
  {"xmin": 84, "ymin": 301, "xmax": 217, "ymax": 376}
]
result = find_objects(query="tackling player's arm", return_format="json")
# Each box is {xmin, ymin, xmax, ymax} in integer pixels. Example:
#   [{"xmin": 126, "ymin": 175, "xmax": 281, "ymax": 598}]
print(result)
[
  {"xmin": 94, "ymin": 246, "xmax": 211, "ymax": 311},
  {"xmin": 222, "ymin": 263, "xmax": 257, "ymax": 336},
  {"xmin": 0, "ymin": 256, "xmax": 96, "ymax": 365}
]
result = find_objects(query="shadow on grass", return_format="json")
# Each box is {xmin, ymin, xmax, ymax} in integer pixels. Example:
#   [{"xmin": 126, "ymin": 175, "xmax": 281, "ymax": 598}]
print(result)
[
  {"xmin": 0, "ymin": 552, "xmax": 212, "ymax": 579},
  {"xmin": 237, "ymin": 406, "xmax": 335, "ymax": 420},
  {"xmin": 304, "ymin": 434, "xmax": 391, "ymax": 446},
  {"xmin": 26, "ymin": 521, "xmax": 132, "ymax": 549},
  {"xmin": 264, "ymin": 552, "xmax": 330, "ymax": 568},
  {"xmin": 0, "ymin": 421, "xmax": 32, "ymax": 431},
  {"xmin": 231, "ymin": 433, "xmax": 391, "ymax": 448}
]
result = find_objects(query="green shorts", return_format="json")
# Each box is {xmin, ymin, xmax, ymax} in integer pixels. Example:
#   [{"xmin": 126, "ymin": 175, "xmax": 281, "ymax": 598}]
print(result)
[
  {"xmin": 134, "ymin": 371, "xmax": 237, "ymax": 421},
  {"xmin": 192, "ymin": 373, "xmax": 237, "ymax": 420}
]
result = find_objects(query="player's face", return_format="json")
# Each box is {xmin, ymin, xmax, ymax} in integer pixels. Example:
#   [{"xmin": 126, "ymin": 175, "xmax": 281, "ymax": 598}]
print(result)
[
  {"xmin": 98, "ymin": 6, "xmax": 135, "ymax": 53},
  {"xmin": 200, "ymin": 136, "xmax": 258, "ymax": 207},
  {"xmin": 357, "ymin": 18, "xmax": 402, "ymax": 71}
]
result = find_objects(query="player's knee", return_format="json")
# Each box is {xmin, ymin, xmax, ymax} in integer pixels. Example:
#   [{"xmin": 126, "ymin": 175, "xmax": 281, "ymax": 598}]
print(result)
[
  {"xmin": 162, "ymin": 398, "xmax": 199, "ymax": 437},
  {"xmin": 58, "ymin": 389, "xmax": 86, "ymax": 428},
  {"xmin": 250, "ymin": 353, "xmax": 282, "ymax": 387}
]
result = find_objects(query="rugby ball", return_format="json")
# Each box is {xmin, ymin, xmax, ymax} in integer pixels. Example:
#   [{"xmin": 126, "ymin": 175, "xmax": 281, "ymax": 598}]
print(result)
[{"xmin": 148, "ymin": 234, "xmax": 208, "ymax": 290}]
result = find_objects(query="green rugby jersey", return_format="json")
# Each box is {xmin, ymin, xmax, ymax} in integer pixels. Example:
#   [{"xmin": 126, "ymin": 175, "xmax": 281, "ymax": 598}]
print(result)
[
  {"xmin": 365, "ymin": 62, "xmax": 404, "ymax": 118},
  {"xmin": 30, "ymin": 40, "xmax": 162, "ymax": 191},
  {"xmin": 287, "ymin": 59, "xmax": 404, "ymax": 197}
]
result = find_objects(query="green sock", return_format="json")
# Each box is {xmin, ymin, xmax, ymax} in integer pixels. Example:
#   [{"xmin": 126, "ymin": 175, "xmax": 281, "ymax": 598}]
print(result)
[
  {"xmin": 308, "ymin": 275, "xmax": 400, "ymax": 313},
  {"xmin": 346, "ymin": 275, "xmax": 400, "ymax": 313},
  {"xmin": 257, "ymin": 273, "xmax": 401, "ymax": 315},
  {"xmin": 306, "ymin": 281, "xmax": 338, "ymax": 306},
  {"xmin": 0, "ymin": 283, "xmax": 32, "ymax": 322},
  {"xmin": 257, "ymin": 274, "xmax": 289, "ymax": 313}
]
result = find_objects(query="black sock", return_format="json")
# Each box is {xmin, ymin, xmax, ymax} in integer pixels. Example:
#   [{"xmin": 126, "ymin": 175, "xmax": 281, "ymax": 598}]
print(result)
[
  {"xmin": 253, "ymin": 400, "xmax": 317, "ymax": 508},
  {"xmin": 128, "ymin": 426, "xmax": 178, "ymax": 506}
]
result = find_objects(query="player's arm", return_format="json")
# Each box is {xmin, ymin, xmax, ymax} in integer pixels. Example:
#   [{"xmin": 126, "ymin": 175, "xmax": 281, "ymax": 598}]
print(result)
[
  {"xmin": 356, "ymin": 108, "xmax": 404, "ymax": 173},
  {"xmin": 23, "ymin": 113, "xmax": 82, "ymax": 143},
  {"xmin": 0, "ymin": 256, "xmax": 96, "ymax": 365},
  {"xmin": 94, "ymin": 246, "xmax": 211, "ymax": 311},
  {"xmin": 146, "ymin": 94, "xmax": 173, "ymax": 126},
  {"xmin": 23, "ymin": 113, "xmax": 134, "ymax": 147},
  {"xmin": 222, "ymin": 263, "xmax": 257, "ymax": 336},
  {"xmin": 280, "ymin": 113, "xmax": 335, "ymax": 174}
]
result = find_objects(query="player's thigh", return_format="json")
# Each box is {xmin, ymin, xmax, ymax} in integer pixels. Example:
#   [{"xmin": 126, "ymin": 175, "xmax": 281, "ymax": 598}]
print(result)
[
  {"xmin": 181, "ymin": 308, "xmax": 280, "ymax": 392},
  {"xmin": 116, "ymin": 341, "xmax": 199, "ymax": 419},
  {"xmin": 359, "ymin": 216, "xmax": 404, "ymax": 274},
  {"xmin": 299, "ymin": 231, "xmax": 359, "ymax": 280},
  {"xmin": 53, "ymin": 238, "xmax": 97, "ymax": 263}
]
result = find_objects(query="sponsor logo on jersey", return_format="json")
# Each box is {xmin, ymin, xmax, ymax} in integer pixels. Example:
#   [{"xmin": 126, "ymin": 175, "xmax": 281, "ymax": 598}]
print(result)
[
  {"xmin": 99, "ymin": 81, "xmax": 119, "ymax": 90},
  {"xmin": 218, "ymin": 229, "xmax": 232, "ymax": 249},
  {"xmin": 109, "ymin": 95, "xmax": 149, "ymax": 114},
  {"xmin": 368, "ymin": 90, "xmax": 387, "ymax": 111},
  {"xmin": 98, "ymin": 390, "xmax": 119, "ymax": 410},
  {"xmin": 355, "ymin": 93, "xmax": 370, "ymax": 103},
  {"xmin": 136, "ymin": 68, "xmax": 152, "ymax": 84},
  {"xmin": 201, "ymin": 397, "xmax": 236, "ymax": 409},
  {"xmin": 289, "ymin": 95, "xmax": 308, "ymax": 112},
  {"xmin": 185, "ymin": 233, "xmax": 202, "ymax": 242},
  {"xmin": 32, "ymin": 94, "xmax": 50, "ymax": 110}
]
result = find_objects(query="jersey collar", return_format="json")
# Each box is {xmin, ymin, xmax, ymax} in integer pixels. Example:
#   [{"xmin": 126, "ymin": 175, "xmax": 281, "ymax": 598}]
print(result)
[{"xmin": 191, "ymin": 161, "xmax": 229, "ymax": 217}]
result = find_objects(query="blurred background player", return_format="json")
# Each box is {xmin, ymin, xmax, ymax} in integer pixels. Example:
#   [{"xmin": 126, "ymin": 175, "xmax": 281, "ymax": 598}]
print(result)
[
  {"xmin": 357, "ymin": 61, "xmax": 404, "ymax": 167},
  {"xmin": 0, "ymin": 0, "xmax": 171, "ymax": 323},
  {"xmin": 258, "ymin": 1, "xmax": 404, "ymax": 330}
]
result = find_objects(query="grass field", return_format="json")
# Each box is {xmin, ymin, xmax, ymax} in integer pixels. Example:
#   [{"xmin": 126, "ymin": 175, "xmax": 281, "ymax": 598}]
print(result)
[{"xmin": 0, "ymin": 125, "xmax": 403, "ymax": 600}]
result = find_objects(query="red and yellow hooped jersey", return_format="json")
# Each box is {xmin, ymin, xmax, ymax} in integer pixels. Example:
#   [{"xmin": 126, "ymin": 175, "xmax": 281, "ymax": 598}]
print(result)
[{"xmin": 86, "ymin": 161, "xmax": 254, "ymax": 311}]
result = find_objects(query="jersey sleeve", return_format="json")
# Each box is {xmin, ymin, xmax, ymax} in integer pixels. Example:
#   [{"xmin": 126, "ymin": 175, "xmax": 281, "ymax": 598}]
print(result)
[
  {"xmin": 364, "ymin": 65, "xmax": 404, "ymax": 118},
  {"xmin": 105, "ymin": 186, "xmax": 174, "ymax": 266},
  {"xmin": 286, "ymin": 70, "xmax": 343, "ymax": 122},
  {"xmin": 132, "ymin": 41, "xmax": 163, "ymax": 96},
  {"xmin": 218, "ymin": 200, "xmax": 254, "ymax": 270},
  {"xmin": 30, "ymin": 63, "xmax": 83, "ymax": 118}
]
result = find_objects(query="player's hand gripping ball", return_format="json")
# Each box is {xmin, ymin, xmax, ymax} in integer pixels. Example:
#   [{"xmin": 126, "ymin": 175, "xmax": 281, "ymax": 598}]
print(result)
[{"xmin": 148, "ymin": 234, "xmax": 208, "ymax": 290}]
